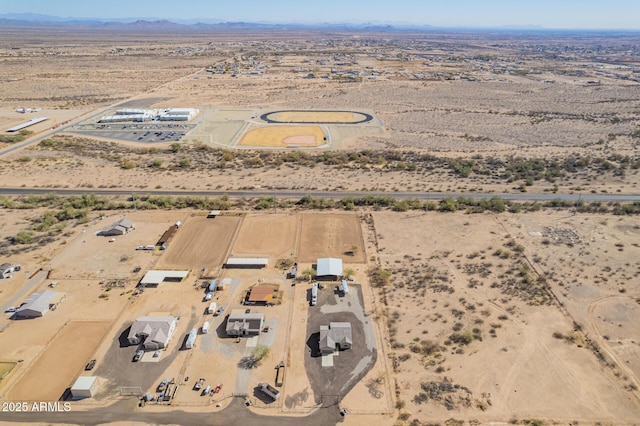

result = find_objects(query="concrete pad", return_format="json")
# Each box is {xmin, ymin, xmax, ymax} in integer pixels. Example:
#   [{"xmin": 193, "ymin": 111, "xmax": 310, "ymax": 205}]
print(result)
[
  {"xmin": 321, "ymin": 353, "xmax": 334, "ymax": 367},
  {"xmin": 246, "ymin": 336, "xmax": 259, "ymax": 348}
]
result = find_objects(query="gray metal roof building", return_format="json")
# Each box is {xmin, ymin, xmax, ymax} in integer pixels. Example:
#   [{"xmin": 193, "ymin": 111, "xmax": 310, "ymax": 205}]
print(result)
[
  {"xmin": 7, "ymin": 117, "xmax": 48, "ymax": 132},
  {"xmin": 15, "ymin": 290, "xmax": 59, "ymax": 318}
]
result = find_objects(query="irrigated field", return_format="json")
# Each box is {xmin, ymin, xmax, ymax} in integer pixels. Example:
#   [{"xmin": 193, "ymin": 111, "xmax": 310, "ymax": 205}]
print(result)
[
  {"xmin": 8, "ymin": 321, "xmax": 110, "ymax": 401},
  {"xmin": 297, "ymin": 213, "xmax": 365, "ymax": 263},
  {"xmin": 157, "ymin": 215, "xmax": 241, "ymax": 271}
]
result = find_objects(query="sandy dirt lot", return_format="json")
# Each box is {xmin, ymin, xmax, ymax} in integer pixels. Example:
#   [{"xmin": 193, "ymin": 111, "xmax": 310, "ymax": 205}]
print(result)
[
  {"xmin": 297, "ymin": 213, "xmax": 365, "ymax": 263},
  {"xmin": 231, "ymin": 213, "xmax": 297, "ymax": 260},
  {"xmin": 157, "ymin": 215, "xmax": 241, "ymax": 272},
  {"xmin": 8, "ymin": 321, "xmax": 111, "ymax": 401},
  {"xmin": 371, "ymin": 211, "xmax": 640, "ymax": 424}
]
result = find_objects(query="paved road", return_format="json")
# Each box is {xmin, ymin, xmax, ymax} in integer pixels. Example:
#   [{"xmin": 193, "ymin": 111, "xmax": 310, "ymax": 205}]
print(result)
[
  {"xmin": 0, "ymin": 397, "xmax": 343, "ymax": 425},
  {"xmin": 0, "ymin": 98, "xmax": 151, "ymax": 158},
  {"xmin": 0, "ymin": 187, "xmax": 639, "ymax": 202}
]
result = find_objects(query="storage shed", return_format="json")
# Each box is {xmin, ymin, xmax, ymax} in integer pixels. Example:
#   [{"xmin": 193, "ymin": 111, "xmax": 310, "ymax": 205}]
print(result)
[{"xmin": 70, "ymin": 376, "xmax": 98, "ymax": 399}]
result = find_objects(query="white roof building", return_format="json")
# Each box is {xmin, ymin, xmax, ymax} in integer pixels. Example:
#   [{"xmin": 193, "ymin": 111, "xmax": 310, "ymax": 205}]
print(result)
[
  {"xmin": 139, "ymin": 270, "xmax": 189, "ymax": 287},
  {"xmin": 70, "ymin": 376, "xmax": 99, "ymax": 399},
  {"xmin": 225, "ymin": 258, "xmax": 268, "ymax": 268},
  {"xmin": 15, "ymin": 290, "xmax": 59, "ymax": 318},
  {"xmin": 127, "ymin": 316, "xmax": 177, "ymax": 350},
  {"xmin": 316, "ymin": 258, "xmax": 343, "ymax": 278}
]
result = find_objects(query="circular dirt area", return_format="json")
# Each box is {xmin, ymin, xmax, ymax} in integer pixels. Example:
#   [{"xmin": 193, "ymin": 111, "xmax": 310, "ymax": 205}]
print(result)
[{"xmin": 261, "ymin": 110, "xmax": 373, "ymax": 124}]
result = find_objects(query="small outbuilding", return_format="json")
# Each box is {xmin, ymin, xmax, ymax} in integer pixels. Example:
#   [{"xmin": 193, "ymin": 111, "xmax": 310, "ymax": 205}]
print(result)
[
  {"xmin": 316, "ymin": 258, "xmax": 343, "ymax": 281},
  {"xmin": 70, "ymin": 376, "xmax": 99, "ymax": 399},
  {"xmin": 319, "ymin": 322, "xmax": 352, "ymax": 354},
  {"xmin": 207, "ymin": 210, "xmax": 221, "ymax": 218}
]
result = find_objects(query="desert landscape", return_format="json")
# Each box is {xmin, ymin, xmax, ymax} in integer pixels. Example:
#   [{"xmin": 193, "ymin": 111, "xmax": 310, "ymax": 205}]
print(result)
[{"xmin": 0, "ymin": 18, "xmax": 639, "ymax": 426}]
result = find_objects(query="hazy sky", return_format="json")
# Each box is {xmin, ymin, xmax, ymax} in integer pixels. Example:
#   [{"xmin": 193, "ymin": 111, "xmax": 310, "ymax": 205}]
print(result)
[{"xmin": 2, "ymin": 0, "xmax": 640, "ymax": 29}]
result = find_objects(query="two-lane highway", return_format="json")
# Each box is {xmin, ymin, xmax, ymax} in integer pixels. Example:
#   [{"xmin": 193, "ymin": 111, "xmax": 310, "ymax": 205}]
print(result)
[{"xmin": 0, "ymin": 187, "xmax": 639, "ymax": 202}]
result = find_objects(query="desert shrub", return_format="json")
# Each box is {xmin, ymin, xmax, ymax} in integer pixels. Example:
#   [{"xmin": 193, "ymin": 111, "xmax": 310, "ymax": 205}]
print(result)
[{"xmin": 14, "ymin": 230, "xmax": 33, "ymax": 244}]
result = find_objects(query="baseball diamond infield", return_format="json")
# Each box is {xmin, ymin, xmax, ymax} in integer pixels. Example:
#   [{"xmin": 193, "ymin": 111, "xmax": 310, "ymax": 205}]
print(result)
[{"xmin": 240, "ymin": 125, "xmax": 327, "ymax": 147}]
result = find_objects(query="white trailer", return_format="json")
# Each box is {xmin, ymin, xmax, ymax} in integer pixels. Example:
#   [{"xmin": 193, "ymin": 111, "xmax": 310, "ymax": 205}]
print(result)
[
  {"xmin": 202, "ymin": 321, "xmax": 210, "ymax": 334},
  {"xmin": 208, "ymin": 302, "xmax": 217, "ymax": 315},
  {"xmin": 185, "ymin": 328, "xmax": 197, "ymax": 349}
]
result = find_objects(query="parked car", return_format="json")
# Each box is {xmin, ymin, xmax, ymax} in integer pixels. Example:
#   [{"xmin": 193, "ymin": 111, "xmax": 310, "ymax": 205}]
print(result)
[
  {"xmin": 214, "ymin": 306, "xmax": 225, "ymax": 316},
  {"xmin": 133, "ymin": 350, "xmax": 144, "ymax": 362},
  {"xmin": 84, "ymin": 359, "xmax": 96, "ymax": 370},
  {"xmin": 4, "ymin": 307, "xmax": 17, "ymax": 313}
]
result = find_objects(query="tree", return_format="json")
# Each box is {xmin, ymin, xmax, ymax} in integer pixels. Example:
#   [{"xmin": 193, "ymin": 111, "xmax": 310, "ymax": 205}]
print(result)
[
  {"xmin": 349, "ymin": 245, "xmax": 359, "ymax": 256},
  {"xmin": 301, "ymin": 268, "xmax": 316, "ymax": 281},
  {"xmin": 343, "ymin": 267, "xmax": 355, "ymax": 279}
]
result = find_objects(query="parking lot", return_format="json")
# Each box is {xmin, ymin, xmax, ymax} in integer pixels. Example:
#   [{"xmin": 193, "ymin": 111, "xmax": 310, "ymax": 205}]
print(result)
[{"xmin": 69, "ymin": 123, "xmax": 196, "ymax": 144}]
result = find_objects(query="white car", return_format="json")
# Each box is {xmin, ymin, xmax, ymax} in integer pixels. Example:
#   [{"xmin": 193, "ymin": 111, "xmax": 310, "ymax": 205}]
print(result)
[{"xmin": 4, "ymin": 307, "xmax": 17, "ymax": 313}]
